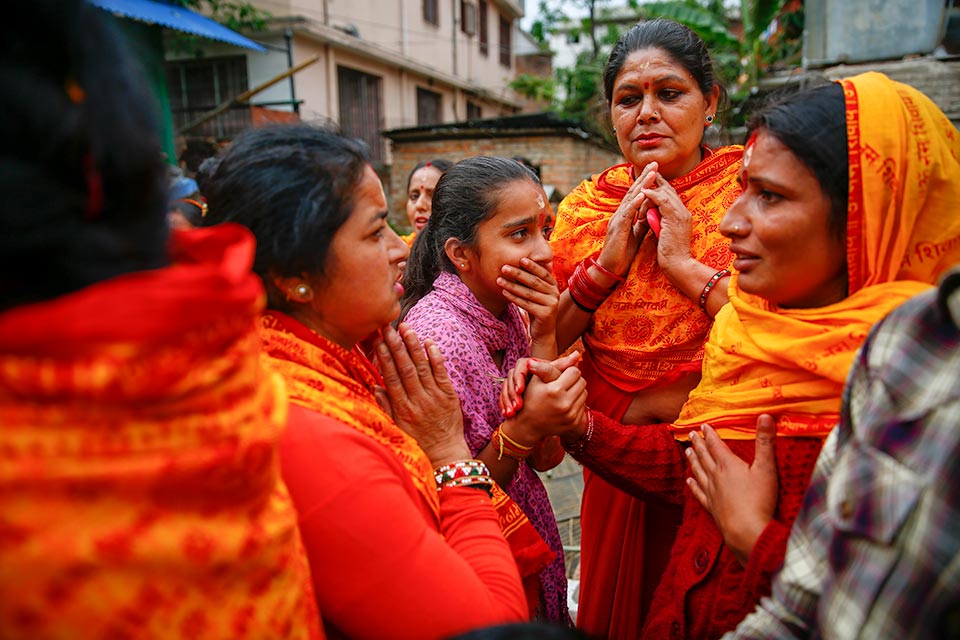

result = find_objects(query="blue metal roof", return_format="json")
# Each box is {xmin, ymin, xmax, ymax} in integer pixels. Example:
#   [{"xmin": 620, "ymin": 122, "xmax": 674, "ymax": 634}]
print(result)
[{"xmin": 89, "ymin": 0, "xmax": 266, "ymax": 51}]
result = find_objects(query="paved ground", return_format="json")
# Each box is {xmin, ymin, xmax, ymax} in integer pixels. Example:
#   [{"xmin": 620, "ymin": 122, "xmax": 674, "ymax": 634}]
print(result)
[{"xmin": 537, "ymin": 454, "xmax": 584, "ymax": 579}]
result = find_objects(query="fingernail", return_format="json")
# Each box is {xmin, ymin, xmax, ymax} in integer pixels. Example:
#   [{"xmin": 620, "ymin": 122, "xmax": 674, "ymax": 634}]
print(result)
[
  {"xmin": 377, "ymin": 342, "xmax": 389, "ymax": 354},
  {"xmin": 689, "ymin": 431, "xmax": 697, "ymax": 441},
  {"xmin": 685, "ymin": 447, "xmax": 693, "ymax": 457}
]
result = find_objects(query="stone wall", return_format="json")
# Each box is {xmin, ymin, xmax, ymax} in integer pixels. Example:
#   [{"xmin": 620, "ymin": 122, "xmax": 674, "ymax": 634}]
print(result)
[{"xmin": 818, "ymin": 57, "xmax": 960, "ymax": 124}]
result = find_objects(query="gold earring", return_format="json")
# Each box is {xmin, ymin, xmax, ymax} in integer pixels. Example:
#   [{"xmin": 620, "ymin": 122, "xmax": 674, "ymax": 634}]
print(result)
[{"xmin": 291, "ymin": 283, "xmax": 312, "ymax": 300}]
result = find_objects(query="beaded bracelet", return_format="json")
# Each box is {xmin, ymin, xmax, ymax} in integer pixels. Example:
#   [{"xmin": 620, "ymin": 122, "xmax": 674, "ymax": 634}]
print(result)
[
  {"xmin": 440, "ymin": 474, "xmax": 495, "ymax": 495},
  {"xmin": 492, "ymin": 423, "xmax": 534, "ymax": 461},
  {"xmin": 434, "ymin": 459, "xmax": 490, "ymax": 486},
  {"xmin": 566, "ymin": 410, "xmax": 595, "ymax": 456},
  {"xmin": 699, "ymin": 269, "xmax": 730, "ymax": 311}
]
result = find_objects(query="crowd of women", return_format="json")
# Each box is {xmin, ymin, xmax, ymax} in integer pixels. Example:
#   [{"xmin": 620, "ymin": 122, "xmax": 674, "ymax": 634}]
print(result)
[{"xmin": 2, "ymin": 0, "xmax": 958, "ymax": 638}]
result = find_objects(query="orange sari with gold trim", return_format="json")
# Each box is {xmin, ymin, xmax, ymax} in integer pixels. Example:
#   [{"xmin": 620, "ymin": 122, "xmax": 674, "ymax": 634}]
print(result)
[
  {"xmin": 672, "ymin": 71, "xmax": 960, "ymax": 441},
  {"xmin": 259, "ymin": 312, "xmax": 554, "ymax": 616},
  {"xmin": 0, "ymin": 225, "xmax": 321, "ymax": 639}
]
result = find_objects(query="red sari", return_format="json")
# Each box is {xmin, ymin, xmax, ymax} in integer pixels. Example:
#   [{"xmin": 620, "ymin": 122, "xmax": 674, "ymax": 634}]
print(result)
[{"xmin": 551, "ymin": 147, "xmax": 743, "ymax": 638}]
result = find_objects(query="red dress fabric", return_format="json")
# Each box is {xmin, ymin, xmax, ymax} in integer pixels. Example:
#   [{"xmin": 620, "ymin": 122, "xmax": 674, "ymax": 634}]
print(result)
[
  {"xmin": 574, "ymin": 411, "xmax": 823, "ymax": 639},
  {"xmin": 280, "ymin": 405, "xmax": 528, "ymax": 640}
]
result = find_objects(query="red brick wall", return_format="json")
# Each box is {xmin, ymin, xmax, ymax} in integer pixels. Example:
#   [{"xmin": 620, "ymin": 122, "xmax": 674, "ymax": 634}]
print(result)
[{"xmin": 387, "ymin": 135, "xmax": 622, "ymax": 233}]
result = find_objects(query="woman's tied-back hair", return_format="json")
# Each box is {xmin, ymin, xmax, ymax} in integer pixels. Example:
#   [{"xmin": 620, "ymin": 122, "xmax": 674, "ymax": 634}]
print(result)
[
  {"xmin": 746, "ymin": 82, "xmax": 848, "ymax": 240},
  {"xmin": 198, "ymin": 123, "xmax": 369, "ymax": 312},
  {"xmin": 400, "ymin": 156, "xmax": 541, "ymax": 320},
  {"xmin": 603, "ymin": 18, "xmax": 728, "ymax": 114},
  {"xmin": 406, "ymin": 158, "xmax": 454, "ymax": 189},
  {"xmin": 0, "ymin": 0, "xmax": 168, "ymax": 311}
]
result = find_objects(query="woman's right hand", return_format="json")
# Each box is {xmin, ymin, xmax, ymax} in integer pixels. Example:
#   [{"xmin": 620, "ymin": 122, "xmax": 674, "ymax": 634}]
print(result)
[
  {"xmin": 499, "ymin": 351, "xmax": 582, "ymax": 417},
  {"xmin": 373, "ymin": 323, "xmax": 471, "ymax": 466},
  {"xmin": 596, "ymin": 161, "xmax": 658, "ymax": 277},
  {"xmin": 500, "ymin": 352, "xmax": 588, "ymax": 444}
]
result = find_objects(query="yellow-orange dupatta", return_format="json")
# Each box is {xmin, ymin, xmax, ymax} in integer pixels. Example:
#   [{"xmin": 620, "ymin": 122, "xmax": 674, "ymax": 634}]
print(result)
[{"xmin": 673, "ymin": 72, "xmax": 960, "ymax": 441}]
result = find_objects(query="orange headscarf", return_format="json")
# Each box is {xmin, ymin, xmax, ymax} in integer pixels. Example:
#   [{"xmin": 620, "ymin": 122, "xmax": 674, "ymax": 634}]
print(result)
[
  {"xmin": 551, "ymin": 147, "xmax": 743, "ymax": 391},
  {"xmin": 0, "ymin": 225, "xmax": 321, "ymax": 639},
  {"xmin": 673, "ymin": 72, "xmax": 960, "ymax": 440}
]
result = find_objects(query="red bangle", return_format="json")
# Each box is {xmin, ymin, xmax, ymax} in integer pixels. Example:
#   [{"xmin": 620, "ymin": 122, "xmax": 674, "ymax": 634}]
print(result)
[
  {"xmin": 699, "ymin": 269, "xmax": 730, "ymax": 311},
  {"xmin": 587, "ymin": 254, "xmax": 626, "ymax": 283},
  {"xmin": 568, "ymin": 258, "xmax": 619, "ymax": 312}
]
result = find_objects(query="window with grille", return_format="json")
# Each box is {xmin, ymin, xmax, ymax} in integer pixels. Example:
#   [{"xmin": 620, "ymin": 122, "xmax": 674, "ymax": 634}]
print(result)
[
  {"xmin": 461, "ymin": 0, "xmax": 477, "ymax": 35},
  {"xmin": 478, "ymin": 0, "xmax": 489, "ymax": 56},
  {"xmin": 417, "ymin": 87, "xmax": 443, "ymax": 126},
  {"xmin": 338, "ymin": 66, "xmax": 384, "ymax": 164},
  {"xmin": 423, "ymin": 0, "xmax": 439, "ymax": 25},
  {"xmin": 498, "ymin": 14, "xmax": 512, "ymax": 67},
  {"xmin": 166, "ymin": 55, "xmax": 250, "ymax": 139},
  {"xmin": 467, "ymin": 101, "xmax": 482, "ymax": 121}
]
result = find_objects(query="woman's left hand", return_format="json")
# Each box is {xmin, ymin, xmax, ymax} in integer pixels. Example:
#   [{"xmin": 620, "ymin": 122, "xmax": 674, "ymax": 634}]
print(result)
[
  {"xmin": 499, "ymin": 257, "xmax": 559, "ymax": 358},
  {"xmin": 685, "ymin": 415, "xmax": 779, "ymax": 567}
]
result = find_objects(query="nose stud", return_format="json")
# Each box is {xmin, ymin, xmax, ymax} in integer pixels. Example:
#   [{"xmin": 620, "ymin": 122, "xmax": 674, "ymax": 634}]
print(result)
[{"xmin": 733, "ymin": 224, "xmax": 741, "ymax": 234}]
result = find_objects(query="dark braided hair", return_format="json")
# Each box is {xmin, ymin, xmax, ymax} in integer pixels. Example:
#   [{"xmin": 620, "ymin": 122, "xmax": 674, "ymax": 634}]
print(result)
[{"xmin": 400, "ymin": 156, "xmax": 541, "ymax": 320}]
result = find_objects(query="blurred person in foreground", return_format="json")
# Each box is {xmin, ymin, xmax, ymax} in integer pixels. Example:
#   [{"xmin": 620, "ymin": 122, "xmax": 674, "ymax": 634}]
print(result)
[{"xmin": 0, "ymin": 1, "xmax": 320, "ymax": 637}]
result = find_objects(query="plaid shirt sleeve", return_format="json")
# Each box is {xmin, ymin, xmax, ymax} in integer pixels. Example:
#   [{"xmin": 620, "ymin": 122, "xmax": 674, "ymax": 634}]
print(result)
[{"xmin": 726, "ymin": 267, "xmax": 960, "ymax": 639}]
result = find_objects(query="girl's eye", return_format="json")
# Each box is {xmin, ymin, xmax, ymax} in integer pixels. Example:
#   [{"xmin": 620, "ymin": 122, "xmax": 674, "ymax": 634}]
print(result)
[
  {"xmin": 510, "ymin": 228, "xmax": 529, "ymax": 240},
  {"xmin": 542, "ymin": 226, "xmax": 554, "ymax": 240},
  {"xmin": 408, "ymin": 192, "xmax": 419, "ymax": 202}
]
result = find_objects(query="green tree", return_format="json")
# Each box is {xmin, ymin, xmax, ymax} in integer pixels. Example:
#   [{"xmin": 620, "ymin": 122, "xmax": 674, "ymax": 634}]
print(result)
[
  {"xmin": 513, "ymin": 0, "xmax": 801, "ymax": 131},
  {"xmin": 168, "ymin": 0, "xmax": 271, "ymax": 54},
  {"xmin": 175, "ymin": 0, "xmax": 270, "ymax": 32}
]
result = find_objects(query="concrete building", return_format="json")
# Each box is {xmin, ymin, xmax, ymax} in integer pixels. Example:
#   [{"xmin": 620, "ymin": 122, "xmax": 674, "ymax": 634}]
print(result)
[{"xmin": 166, "ymin": 0, "xmax": 532, "ymax": 165}]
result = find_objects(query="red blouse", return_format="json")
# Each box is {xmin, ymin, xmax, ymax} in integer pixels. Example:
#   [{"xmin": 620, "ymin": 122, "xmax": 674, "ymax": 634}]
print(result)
[
  {"xmin": 279, "ymin": 405, "xmax": 528, "ymax": 640},
  {"xmin": 574, "ymin": 411, "xmax": 823, "ymax": 639}
]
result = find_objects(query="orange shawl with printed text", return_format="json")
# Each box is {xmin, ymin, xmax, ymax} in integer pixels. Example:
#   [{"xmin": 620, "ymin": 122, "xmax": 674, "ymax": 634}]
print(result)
[
  {"xmin": 551, "ymin": 146, "xmax": 743, "ymax": 391},
  {"xmin": 259, "ymin": 312, "xmax": 554, "ymax": 614},
  {"xmin": 673, "ymin": 72, "xmax": 960, "ymax": 440},
  {"xmin": 0, "ymin": 225, "xmax": 320, "ymax": 639}
]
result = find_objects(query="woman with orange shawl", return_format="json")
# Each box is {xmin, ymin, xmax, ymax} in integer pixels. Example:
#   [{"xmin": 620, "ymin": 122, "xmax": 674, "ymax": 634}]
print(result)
[
  {"xmin": 0, "ymin": 2, "xmax": 319, "ymax": 637},
  {"xmin": 199, "ymin": 124, "xmax": 584, "ymax": 639},
  {"xmin": 547, "ymin": 19, "xmax": 742, "ymax": 637},
  {"xmin": 523, "ymin": 73, "xmax": 960, "ymax": 638}
]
